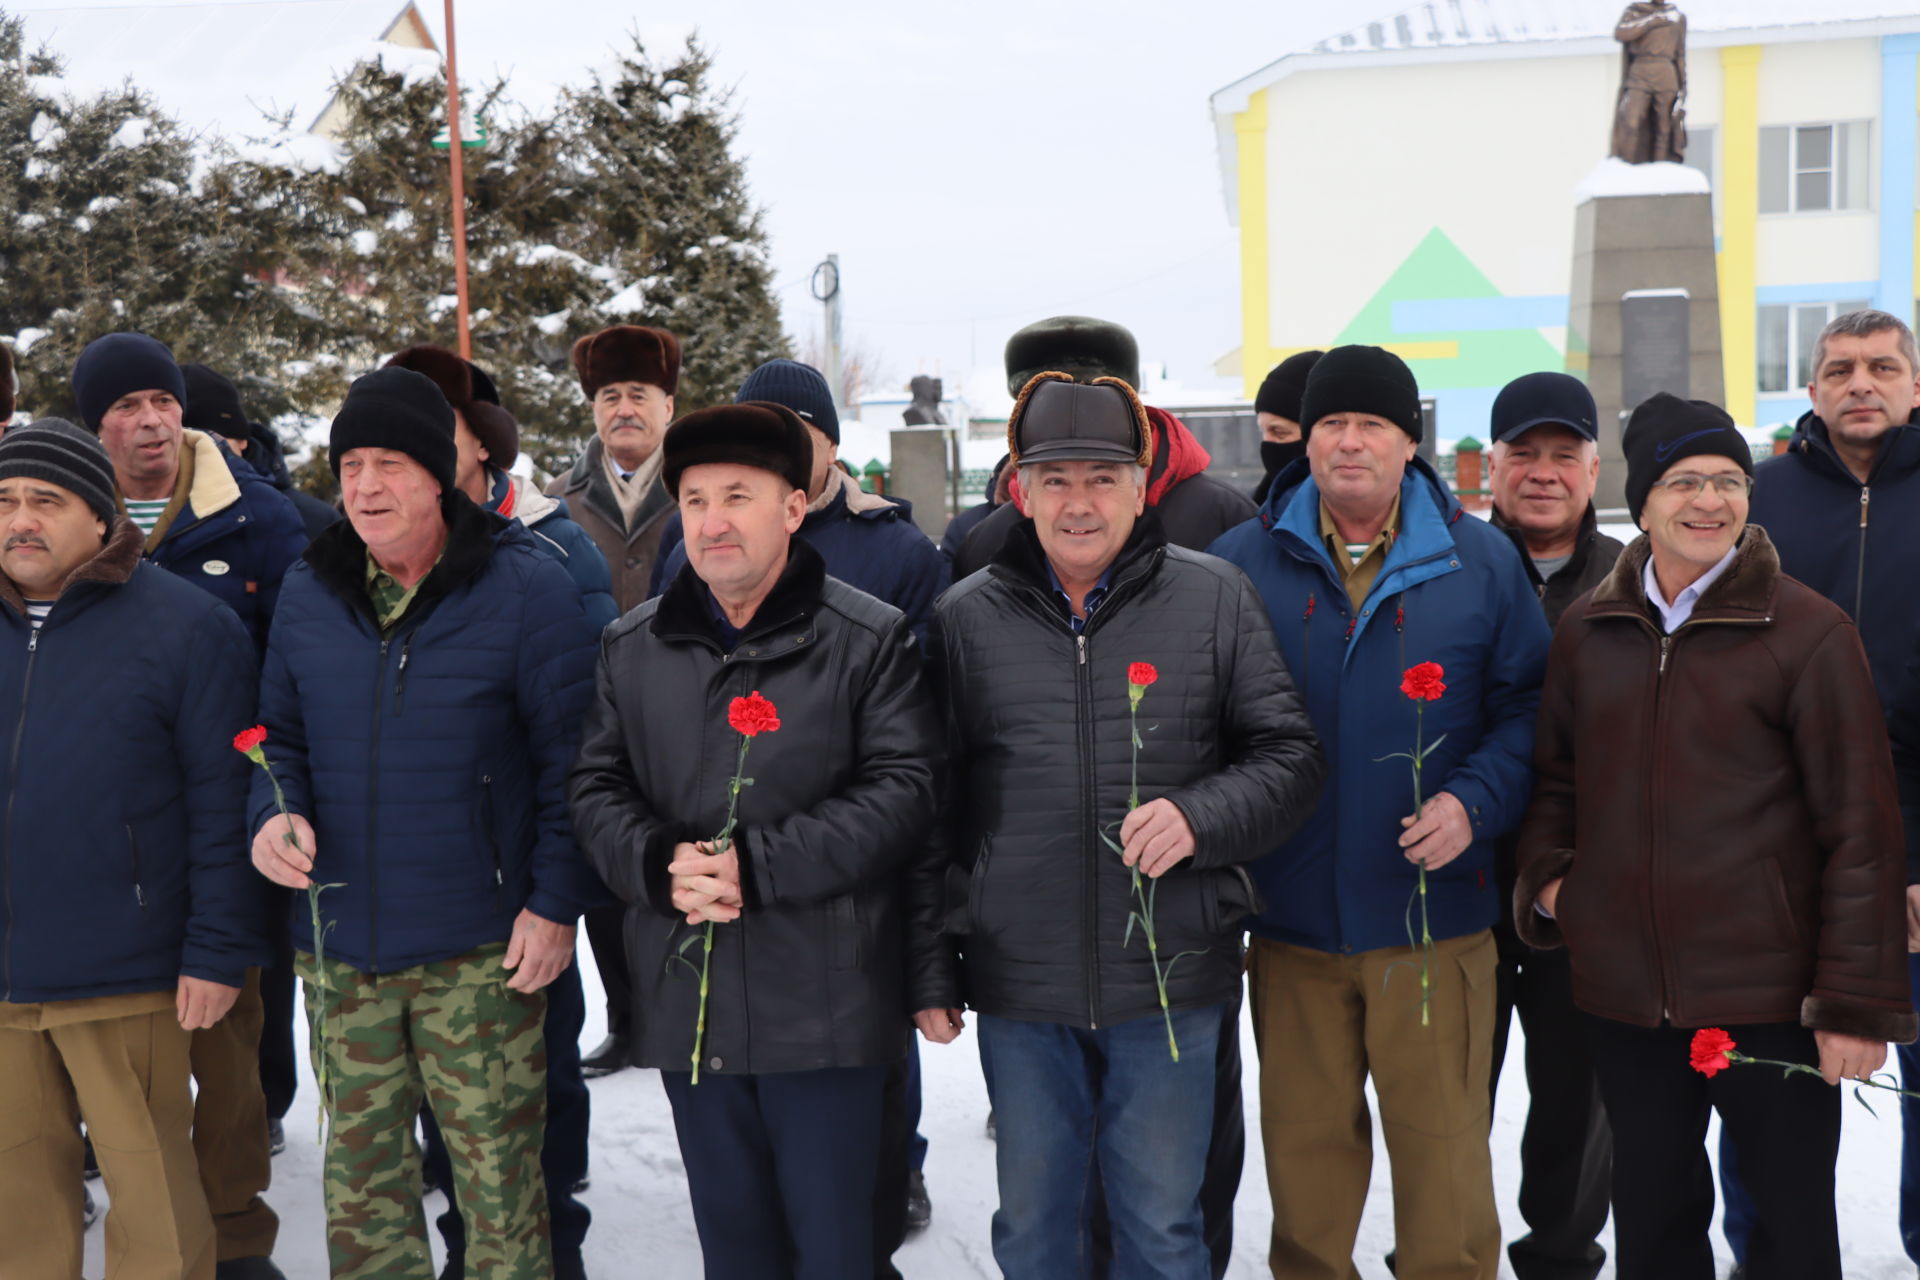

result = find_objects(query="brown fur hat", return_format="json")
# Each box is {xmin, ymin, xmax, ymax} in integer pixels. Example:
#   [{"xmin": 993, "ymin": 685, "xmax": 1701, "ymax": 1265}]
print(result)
[
  {"xmin": 571, "ymin": 325, "xmax": 681, "ymax": 400},
  {"xmin": 385, "ymin": 344, "xmax": 476, "ymax": 411},
  {"xmin": 384, "ymin": 344, "xmax": 515, "ymax": 465}
]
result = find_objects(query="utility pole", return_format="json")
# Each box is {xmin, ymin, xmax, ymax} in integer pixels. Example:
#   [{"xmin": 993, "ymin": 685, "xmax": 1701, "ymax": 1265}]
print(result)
[
  {"xmin": 812, "ymin": 254, "xmax": 844, "ymax": 414},
  {"xmin": 443, "ymin": 0, "xmax": 472, "ymax": 359}
]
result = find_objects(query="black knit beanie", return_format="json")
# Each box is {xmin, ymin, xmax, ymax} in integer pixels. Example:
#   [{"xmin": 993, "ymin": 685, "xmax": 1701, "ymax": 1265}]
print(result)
[
  {"xmin": 71, "ymin": 333, "xmax": 187, "ymax": 432},
  {"xmin": 1255, "ymin": 350, "xmax": 1323, "ymax": 421},
  {"xmin": 180, "ymin": 363, "xmax": 250, "ymax": 440},
  {"xmin": 329, "ymin": 367, "xmax": 457, "ymax": 494},
  {"xmin": 1623, "ymin": 393, "xmax": 1752, "ymax": 524},
  {"xmin": 1299, "ymin": 345, "xmax": 1424, "ymax": 443},
  {"xmin": 0, "ymin": 418, "xmax": 118, "ymax": 526}
]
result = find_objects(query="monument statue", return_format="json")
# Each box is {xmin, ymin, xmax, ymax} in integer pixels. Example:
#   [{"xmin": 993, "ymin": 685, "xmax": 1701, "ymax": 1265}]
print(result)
[
  {"xmin": 903, "ymin": 374, "xmax": 947, "ymax": 426},
  {"xmin": 1611, "ymin": 1, "xmax": 1687, "ymax": 165}
]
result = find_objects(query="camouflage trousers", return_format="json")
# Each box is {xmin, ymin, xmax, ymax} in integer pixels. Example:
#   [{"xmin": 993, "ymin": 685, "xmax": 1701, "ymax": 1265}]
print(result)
[{"xmin": 296, "ymin": 944, "xmax": 551, "ymax": 1280}]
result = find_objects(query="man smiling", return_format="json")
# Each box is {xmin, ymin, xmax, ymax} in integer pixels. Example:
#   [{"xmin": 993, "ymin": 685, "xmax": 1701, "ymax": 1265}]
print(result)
[{"xmin": 1517, "ymin": 392, "xmax": 1912, "ymax": 1279}]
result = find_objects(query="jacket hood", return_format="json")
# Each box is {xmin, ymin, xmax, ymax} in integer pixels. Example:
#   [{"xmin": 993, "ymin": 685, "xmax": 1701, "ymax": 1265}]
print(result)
[
  {"xmin": 1784, "ymin": 409, "xmax": 1920, "ymax": 485},
  {"xmin": 240, "ymin": 421, "xmax": 296, "ymax": 490},
  {"xmin": 0, "ymin": 516, "xmax": 144, "ymax": 615}
]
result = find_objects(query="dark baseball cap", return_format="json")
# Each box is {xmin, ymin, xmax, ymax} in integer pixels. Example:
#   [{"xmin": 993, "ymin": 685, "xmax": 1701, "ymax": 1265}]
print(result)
[{"xmin": 1490, "ymin": 372, "xmax": 1598, "ymax": 444}]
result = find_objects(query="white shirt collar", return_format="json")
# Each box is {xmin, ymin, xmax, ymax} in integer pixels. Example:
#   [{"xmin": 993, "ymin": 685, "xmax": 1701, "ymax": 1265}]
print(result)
[{"xmin": 1642, "ymin": 542, "xmax": 1739, "ymax": 633}]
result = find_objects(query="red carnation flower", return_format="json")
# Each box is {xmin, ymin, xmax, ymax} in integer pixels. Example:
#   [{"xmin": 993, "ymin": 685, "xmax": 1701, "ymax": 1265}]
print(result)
[
  {"xmin": 1400, "ymin": 662, "xmax": 1446, "ymax": 702},
  {"xmin": 1690, "ymin": 1027, "xmax": 1737, "ymax": 1078},
  {"xmin": 727, "ymin": 692, "xmax": 781, "ymax": 737},
  {"xmin": 1128, "ymin": 662, "xmax": 1158, "ymax": 688},
  {"xmin": 233, "ymin": 725, "xmax": 268, "ymax": 755}
]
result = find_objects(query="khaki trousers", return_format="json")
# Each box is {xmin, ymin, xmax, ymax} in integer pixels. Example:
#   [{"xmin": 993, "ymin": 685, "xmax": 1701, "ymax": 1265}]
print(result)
[
  {"xmin": 0, "ymin": 997, "xmax": 215, "ymax": 1280},
  {"xmin": 190, "ymin": 968, "xmax": 278, "ymax": 1260},
  {"xmin": 1250, "ymin": 931, "xmax": 1501, "ymax": 1280}
]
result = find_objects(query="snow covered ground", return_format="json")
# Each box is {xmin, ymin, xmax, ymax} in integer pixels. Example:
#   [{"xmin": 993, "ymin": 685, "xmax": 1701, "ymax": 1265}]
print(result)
[{"xmin": 85, "ymin": 959, "xmax": 1913, "ymax": 1279}]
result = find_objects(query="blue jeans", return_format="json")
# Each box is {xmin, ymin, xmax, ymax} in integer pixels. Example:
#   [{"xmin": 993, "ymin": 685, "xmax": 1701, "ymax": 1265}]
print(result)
[{"xmin": 979, "ymin": 1005, "xmax": 1223, "ymax": 1280}]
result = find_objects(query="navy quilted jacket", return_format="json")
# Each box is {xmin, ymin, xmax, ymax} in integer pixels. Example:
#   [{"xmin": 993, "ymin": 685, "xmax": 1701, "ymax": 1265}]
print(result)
[
  {"xmin": 251, "ymin": 494, "xmax": 606, "ymax": 973},
  {"xmin": 1, "ymin": 520, "xmax": 267, "ymax": 1003}
]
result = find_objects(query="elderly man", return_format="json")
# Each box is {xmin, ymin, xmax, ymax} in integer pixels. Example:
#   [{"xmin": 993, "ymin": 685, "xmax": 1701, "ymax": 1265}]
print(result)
[
  {"xmin": 1483, "ymin": 371, "xmax": 1621, "ymax": 1280},
  {"xmin": 0, "ymin": 420, "xmax": 264, "ymax": 1280},
  {"xmin": 72, "ymin": 332, "xmax": 308, "ymax": 1280},
  {"xmin": 1209, "ymin": 345, "xmax": 1550, "ymax": 1280},
  {"xmin": 546, "ymin": 323, "xmax": 680, "ymax": 1074},
  {"xmin": 377, "ymin": 346, "xmax": 609, "ymax": 1277},
  {"xmin": 249, "ymin": 366, "xmax": 604, "ymax": 1280},
  {"xmin": 571, "ymin": 401, "xmax": 940, "ymax": 1280},
  {"xmin": 911, "ymin": 372, "xmax": 1324, "ymax": 1279},
  {"xmin": 1516, "ymin": 393, "xmax": 1914, "ymax": 1280}
]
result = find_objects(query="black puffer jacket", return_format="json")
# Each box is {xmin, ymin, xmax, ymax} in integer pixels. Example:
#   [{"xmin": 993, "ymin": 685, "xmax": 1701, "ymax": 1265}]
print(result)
[
  {"xmin": 569, "ymin": 539, "xmax": 940, "ymax": 1075},
  {"xmin": 910, "ymin": 518, "xmax": 1324, "ymax": 1026}
]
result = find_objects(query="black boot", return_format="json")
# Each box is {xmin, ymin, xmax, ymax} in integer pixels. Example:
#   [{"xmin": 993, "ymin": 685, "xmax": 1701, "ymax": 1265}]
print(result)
[
  {"xmin": 904, "ymin": 1170, "xmax": 931, "ymax": 1233},
  {"xmin": 580, "ymin": 1031, "xmax": 631, "ymax": 1079}
]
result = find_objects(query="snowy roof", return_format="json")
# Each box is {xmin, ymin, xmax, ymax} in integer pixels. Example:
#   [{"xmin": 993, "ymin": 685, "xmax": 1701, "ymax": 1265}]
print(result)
[
  {"xmin": 13, "ymin": 0, "xmax": 439, "ymax": 139},
  {"xmin": 1303, "ymin": 0, "xmax": 1920, "ymax": 57}
]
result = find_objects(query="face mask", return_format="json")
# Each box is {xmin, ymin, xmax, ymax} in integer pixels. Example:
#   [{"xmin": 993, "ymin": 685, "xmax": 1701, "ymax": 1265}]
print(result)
[{"xmin": 1261, "ymin": 438, "xmax": 1306, "ymax": 476}]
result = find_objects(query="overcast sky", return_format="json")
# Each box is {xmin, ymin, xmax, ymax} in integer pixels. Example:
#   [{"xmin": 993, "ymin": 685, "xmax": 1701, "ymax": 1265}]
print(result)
[{"xmin": 432, "ymin": 0, "xmax": 1410, "ymax": 406}]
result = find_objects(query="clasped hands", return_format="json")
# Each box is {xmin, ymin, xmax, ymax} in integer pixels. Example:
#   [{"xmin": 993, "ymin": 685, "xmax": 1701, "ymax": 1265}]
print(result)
[{"xmin": 671, "ymin": 840, "xmax": 742, "ymax": 926}]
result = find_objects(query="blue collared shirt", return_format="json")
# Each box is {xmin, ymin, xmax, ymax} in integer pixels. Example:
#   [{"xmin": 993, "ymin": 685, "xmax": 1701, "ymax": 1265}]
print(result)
[{"xmin": 1045, "ymin": 562, "xmax": 1113, "ymax": 634}]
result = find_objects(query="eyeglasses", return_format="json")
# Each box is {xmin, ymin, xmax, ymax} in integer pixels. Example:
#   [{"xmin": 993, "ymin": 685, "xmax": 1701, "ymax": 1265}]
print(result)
[{"xmin": 1650, "ymin": 473, "xmax": 1752, "ymax": 498}]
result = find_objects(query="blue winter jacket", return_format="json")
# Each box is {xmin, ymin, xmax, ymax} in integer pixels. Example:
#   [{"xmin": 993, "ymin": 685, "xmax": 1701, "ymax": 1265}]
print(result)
[
  {"xmin": 251, "ymin": 494, "xmax": 607, "ymax": 973},
  {"xmin": 484, "ymin": 467, "xmax": 618, "ymax": 630},
  {"xmin": 146, "ymin": 430, "xmax": 310, "ymax": 654},
  {"xmin": 649, "ymin": 470, "xmax": 950, "ymax": 642},
  {"xmin": 1207, "ymin": 457, "xmax": 1550, "ymax": 954},
  {"xmin": 1, "ymin": 520, "xmax": 267, "ymax": 1003}
]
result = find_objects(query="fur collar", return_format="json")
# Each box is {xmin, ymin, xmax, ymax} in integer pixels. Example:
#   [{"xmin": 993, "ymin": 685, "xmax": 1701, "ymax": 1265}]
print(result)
[
  {"xmin": 304, "ymin": 491, "xmax": 508, "ymax": 627},
  {"xmin": 1589, "ymin": 524, "xmax": 1779, "ymax": 623},
  {"xmin": 0, "ymin": 517, "xmax": 145, "ymax": 616}
]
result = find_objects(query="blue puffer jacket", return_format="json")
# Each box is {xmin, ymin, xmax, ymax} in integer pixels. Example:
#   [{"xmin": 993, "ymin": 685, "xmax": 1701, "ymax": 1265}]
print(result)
[
  {"xmin": 649, "ymin": 470, "xmax": 950, "ymax": 642},
  {"xmin": 1, "ymin": 520, "xmax": 267, "ymax": 1003},
  {"xmin": 1207, "ymin": 457, "xmax": 1550, "ymax": 954},
  {"xmin": 1750, "ymin": 412, "xmax": 1920, "ymax": 711},
  {"xmin": 485, "ymin": 468, "xmax": 618, "ymax": 630},
  {"xmin": 146, "ymin": 430, "xmax": 310, "ymax": 654},
  {"xmin": 252, "ymin": 494, "xmax": 607, "ymax": 973}
]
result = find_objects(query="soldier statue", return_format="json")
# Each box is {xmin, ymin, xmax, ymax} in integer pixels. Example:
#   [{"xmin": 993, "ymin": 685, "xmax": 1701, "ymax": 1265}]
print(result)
[{"xmin": 1612, "ymin": 2, "xmax": 1687, "ymax": 165}]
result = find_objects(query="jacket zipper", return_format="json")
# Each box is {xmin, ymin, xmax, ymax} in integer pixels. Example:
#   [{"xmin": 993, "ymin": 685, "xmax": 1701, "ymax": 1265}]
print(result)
[
  {"xmin": 1, "ymin": 628, "xmax": 40, "ymax": 1000},
  {"xmin": 1638, "ymin": 612, "xmax": 1768, "ymax": 1021},
  {"xmin": 364, "ymin": 634, "xmax": 390, "ymax": 971},
  {"xmin": 127, "ymin": 824, "xmax": 146, "ymax": 908},
  {"xmin": 393, "ymin": 634, "xmax": 414, "ymax": 716},
  {"xmin": 1075, "ymin": 630, "xmax": 1099, "ymax": 1027},
  {"xmin": 1855, "ymin": 486, "xmax": 1870, "ymax": 621}
]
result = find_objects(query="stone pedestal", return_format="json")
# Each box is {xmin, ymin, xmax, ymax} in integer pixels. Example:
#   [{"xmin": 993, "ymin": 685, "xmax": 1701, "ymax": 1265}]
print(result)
[
  {"xmin": 887, "ymin": 428, "xmax": 951, "ymax": 539},
  {"xmin": 1567, "ymin": 192, "xmax": 1723, "ymax": 514}
]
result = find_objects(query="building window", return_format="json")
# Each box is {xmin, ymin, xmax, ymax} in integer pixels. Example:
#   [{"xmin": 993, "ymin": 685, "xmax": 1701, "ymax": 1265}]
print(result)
[
  {"xmin": 1757, "ymin": 298, "xmax": 1873, "ymax": 392},
  {"xmin": 1759, "ymin": 122, "xmax": 1870, "ymax": 213},
  {"xmin": 1684, "ymin": 125, "xmax": 1717, "ymax": 218}
]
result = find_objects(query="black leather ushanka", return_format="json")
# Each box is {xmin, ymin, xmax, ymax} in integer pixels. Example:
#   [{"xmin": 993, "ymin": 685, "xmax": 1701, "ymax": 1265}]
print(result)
[
  {"xmin": 569, "ymin": 539, "xmax": 940, "ymax": 1075},
  {"xmin": 909, "ymin": 518, "xmax": 1325, "ymax": 1028}
]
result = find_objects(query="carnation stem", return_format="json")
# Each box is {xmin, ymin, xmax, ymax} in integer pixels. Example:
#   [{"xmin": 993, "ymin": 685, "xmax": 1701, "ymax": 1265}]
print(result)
[
  {"xmin": 1125, "ymin": 689, "xmax": 1181, "ymax": 1061},
  {"xmin": 690, "ymin": 736, "xmax": 753, "ymax": 1086}
]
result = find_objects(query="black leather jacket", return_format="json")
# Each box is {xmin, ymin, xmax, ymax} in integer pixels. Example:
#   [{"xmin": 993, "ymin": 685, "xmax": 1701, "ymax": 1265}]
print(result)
[
  {"xmin": 910, "ymin": 518, "xmax": 1324, "ymax": 1027},
  {"xmin": 569, "ymin": 539, "xmax": 941, "ymax": 1075}
]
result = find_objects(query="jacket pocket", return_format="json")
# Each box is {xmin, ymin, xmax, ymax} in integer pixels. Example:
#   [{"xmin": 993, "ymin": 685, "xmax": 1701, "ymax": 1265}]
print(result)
[
  {"xmin": 1762, "ymin": 857, "xmax": 1803, "ymax": 949},
  {"xmin": 955, "ymin": 835, "xmax": 993, "ymax": 936},
  {"xmin": 478, "ymin": 774, "xmax": 504, "ymax": 890},
  {"xmin": 831, "ymin": 893, "xmax": 865, "ymax": 970},
  {"xmin": 125, "ymin": 824, "xmax": 147, "ymax": 910}
]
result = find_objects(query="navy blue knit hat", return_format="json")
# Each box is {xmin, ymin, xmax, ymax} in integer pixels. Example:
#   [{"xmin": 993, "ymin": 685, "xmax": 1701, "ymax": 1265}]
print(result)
[
  {"xmin": 736, "ymin": 359, "xmax": 839, "ymax": 445},
  {"xmin": 71, "ymin": 333, "xmax": 187, "ymax": 432},
  {"xmin": 329, "ymin": 367, "xmax": 457, "ymax": 494}
]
